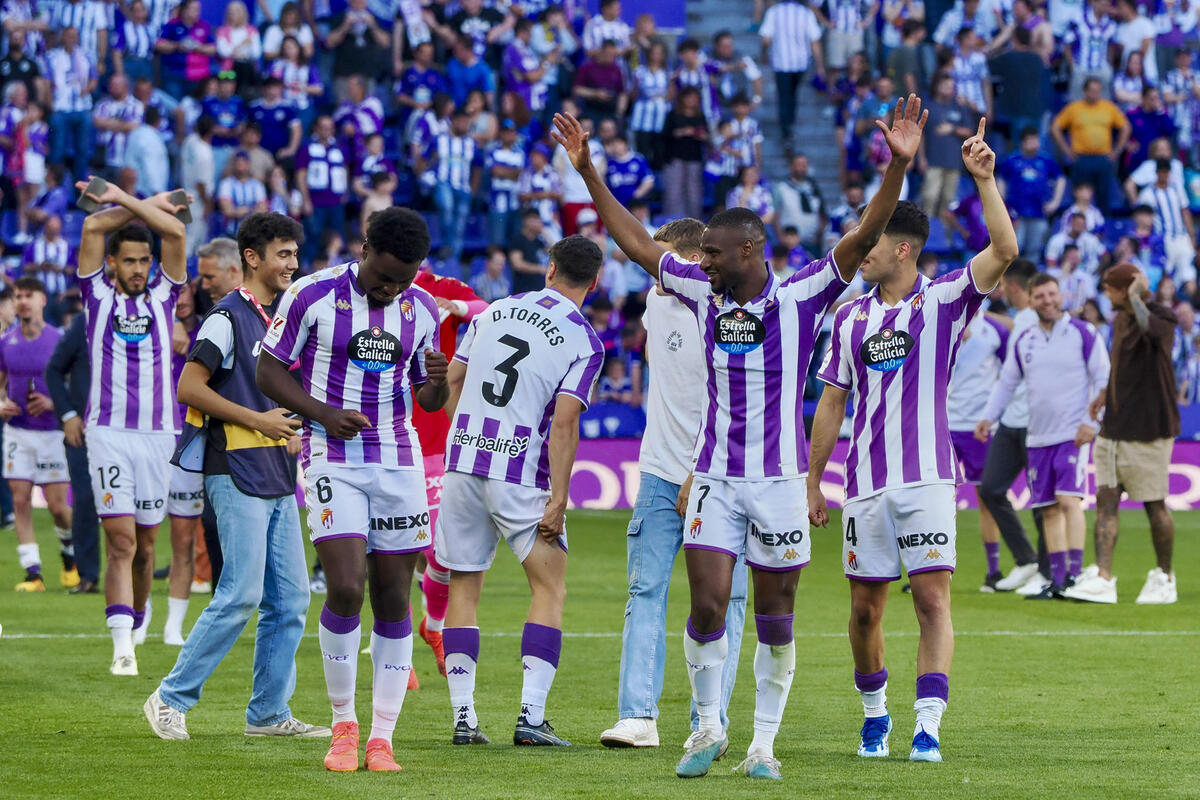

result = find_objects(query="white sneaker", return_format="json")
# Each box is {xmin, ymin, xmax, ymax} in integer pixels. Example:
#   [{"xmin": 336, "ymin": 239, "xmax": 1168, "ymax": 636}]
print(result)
[
  {"xmin": 1061, "ymin": 569, "xmax": 1117, "ymax": 604},
  {"xmin": 1015, "ymin": 573, "xmax": 1051, "ymax": 596},
  {"xmin": 163, "ymin": 629, "xmax": 186, "ymax": 646},
  {"xmin": 1136, "ymin": 568, "xmax": 1177, "ymax": 605},
  {"xmin": 995, "ymin": 563, "xmax": 1039, "ymax": 592},
  {"xmin": 600, "ymin": 717, "xmax": 660, "ymax": 747},
  {"xmin": 111, "ymin": 654, "xmax": 138, "ymax": 676},
  {"xmin": 190, "ymin": 580, "xmax": 211, "ymax": 594},
  {"xmin": 144, "ymin": 689, "xmax": 189, "ymax": 740},
  {"xmin": 244, "ymin": 717, "xmax": 332, "ymax": 737}
]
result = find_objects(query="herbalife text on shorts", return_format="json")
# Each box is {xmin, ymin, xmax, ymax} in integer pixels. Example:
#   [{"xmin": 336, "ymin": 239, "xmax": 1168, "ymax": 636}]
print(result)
[{"xmin": 452, "ymin": 429, "xmax": 530, "ymax": 458}]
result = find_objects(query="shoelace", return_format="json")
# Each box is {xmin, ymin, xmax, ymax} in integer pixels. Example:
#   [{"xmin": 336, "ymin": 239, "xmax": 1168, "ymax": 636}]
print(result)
[
  {"xmin": 735, "ymin": 756, "xmax": 780, "ymax": 774},
  {"xmin": 330, "ymin": 725, "xmax": 357, "ymax": 750},
  {"xmin": 861, "ymin": 717, "xmax": 890, "ymax": 743},
  {"xmin": 912, "ymin": 730, "xmax": 939, "ymax": 750}
]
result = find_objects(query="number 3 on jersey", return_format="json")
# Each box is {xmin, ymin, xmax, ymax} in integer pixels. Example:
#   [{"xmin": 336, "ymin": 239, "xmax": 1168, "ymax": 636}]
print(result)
[{"xmin": 483, "ymin": 334, "xmax": 530, "ymax": 408}]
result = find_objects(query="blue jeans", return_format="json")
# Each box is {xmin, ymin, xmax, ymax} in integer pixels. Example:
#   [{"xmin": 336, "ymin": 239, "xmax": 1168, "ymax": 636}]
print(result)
[
  {"xmin": 618, "ymin": 472, "xmax": 748, "ymax": 729},
  {"xmin": 159, "ymin": 475, "xmax": 309, "ymax": 724},
  {"xmin": 49, "ymin": 109, "xmax": 93, "ymax": 182},
  {"xmin": 434, "ymin": 183, "xmax": 471, "ymax": 262},
  {"xmin": 66, "ymin": 440, "xmax": 99, "ymax": 582}
]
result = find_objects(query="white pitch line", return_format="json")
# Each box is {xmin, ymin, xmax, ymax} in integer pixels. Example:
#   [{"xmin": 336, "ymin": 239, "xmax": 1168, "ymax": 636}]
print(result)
[{"xmin": 2, "ymin": 630, "xmax": 1198, "ymax": 640}]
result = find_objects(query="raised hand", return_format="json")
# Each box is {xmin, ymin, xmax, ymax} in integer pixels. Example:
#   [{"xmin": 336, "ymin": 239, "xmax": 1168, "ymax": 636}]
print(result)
[
  {"xmin": 74, "ymin": 176, "xmax": 125, "ymax": 208},
  {"xmin": 150, "ymin": 190, "xmax": 192, "ymax": 216},
  {"xmin": 961, "ymin": 118, "xmax": 996, "ymax": 180},
  {"xmin": 424, "ymin": 348, "xmax": 449, "ymax": 386},
  {"xmin": 875, "ymin": 93, "xmax": 928, "ymax": 163},
  {"xmin": 551, "ymin": 112, "xmax": 595, "ymax": 175}
]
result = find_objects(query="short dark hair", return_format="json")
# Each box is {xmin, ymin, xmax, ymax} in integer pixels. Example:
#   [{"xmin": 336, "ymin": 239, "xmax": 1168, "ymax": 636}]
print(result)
[
  {"xmin": 1004, "ymin": 257, "xmax": 1037, "ymax": 286},
  {"xmin": 143, "ymin": 105, "xmax": 161, "ymax": 127},
  {"xmin": 514, "ymin": 17, "xmax": 533, "ymax": 34},
  {"xmin": 1132, "ymin": 203, "xmax": 1155, "ymax": 215},
  {"xmin": 707, "ymin": 206, "xmax": 768, "ymax": 244},
  {"xmin": 1020, "ymin": 126, "xmax": 1039, "ymax": 140},
  {"xmin": 1013, "ymin": 26, "xmax": 1031, "ymax": 47},
  {"xmin": 237, "ymin": 212, "xmax": 304, "ymax": 274},
  {"xmin": 653, "ymin": 218, "xmax": 705, "ymax": 254},
  {"xmin": 713, "ymin": 30, "xmax": 732, "ymax": 45},
  {"xmin": 548, "ymin": 235, "xmax": 603, "ymax": 289},
  {"xmin": 678, "ymin": 37, "xmax": 700, "ymax": 53},
  {"xmin": 1061, "ymin": 243, "xmax": 1079, "ymax": 255},
  {"xmin": 1156, "ymin": 158, "xmax": 1172, "ymax": 172},
  {"xmin": 901, "ymin": 18, "xmax": 924, "ymax": 38},
  {"xmin": 1070, "ymin": 211, "xmax": 1086, "ymax": 222},
  {"xmin": 1029, "ymin": 272, "xmax": 1058, "ymax": 291},
  {"xmin": 13, "ymin": 276, "xmax": 46, "ymax": 295},
  {"xmin": 195, "ymin": 114, "xmax": 216, "ymax": 138},
  {"xmin": 107, "ymin": 224, "xmax": 154, "ymax": 258},
  {"xmin": 366, "ymin": 206, "xmax": 430, "ymax": 265},
  {"xmin": 1083, "ymin": 76, "xmax": 1103, "ymax": 91},
  {"xmin": 730, "ymin": 92, "xmax": 751, "ymax": 106},
  {"xmin": 883, "ymin": 201, "xmax": 929, "ymax": 247}
]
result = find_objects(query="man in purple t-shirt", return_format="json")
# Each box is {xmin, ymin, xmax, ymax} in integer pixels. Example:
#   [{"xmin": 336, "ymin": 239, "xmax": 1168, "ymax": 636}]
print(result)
[
  {"xmin": 0, "ymin": 277, "xmax": 74, "ymax": 592},
  {"xmin": 154, "ymin": 0, "xmax": 215, "ymax": 99},
  {"xmin": 573, "ymin": 40, "xmax": 627, "ymax": 121},
  {"xmin": 296, "ymin": 115, "xmax": 349, "ymax": 262}
]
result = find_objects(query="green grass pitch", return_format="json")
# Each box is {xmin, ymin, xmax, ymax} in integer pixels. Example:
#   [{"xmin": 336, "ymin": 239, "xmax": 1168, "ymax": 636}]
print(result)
[{"xmin": 1, "ymin": 507, "xmax": 1197, "ymax": 798}]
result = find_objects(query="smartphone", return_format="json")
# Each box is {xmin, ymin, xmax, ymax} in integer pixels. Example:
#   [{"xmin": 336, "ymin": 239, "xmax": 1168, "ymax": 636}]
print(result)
[
  {"xmin": 76, "ymin": 177, "xmax": 108, "ymax": 213},
  {"xmin": 170, "ymin": 188, "xmax": 192, "ymax": 224}
]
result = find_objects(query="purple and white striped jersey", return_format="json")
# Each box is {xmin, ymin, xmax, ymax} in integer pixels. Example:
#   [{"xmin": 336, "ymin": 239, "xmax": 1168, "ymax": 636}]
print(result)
[
  {"xmin": 93, "ymin": 95, "xmax": 144, "ymax": 166},
  {"xmin": 981, "ymin": 316, "xmax": 1110, "ymax": 447},
  {"xmin": 659, "ymin": 251, "xmax": 848, "ymax": 481},
  {"xmin": 947, "ymin": 312, "xmax": 1009, "ymax": 431},
  {"xmin": 81, "ymin": 268, "xmax": 182, "ymax": 433},
  {"xmin": 295, "ymin": 137, "xmax": 348, "ymax": 207},
  {"xmin": 261, "ymin": 262, "xmax": 440, "ymax": 471},
  {"xmin": 446, "ymin": 287, "xmax": 603, "ymax": 490},
  {"xmin": 818, "ymin": 265, "xmax": 991, "ymax": 501}
]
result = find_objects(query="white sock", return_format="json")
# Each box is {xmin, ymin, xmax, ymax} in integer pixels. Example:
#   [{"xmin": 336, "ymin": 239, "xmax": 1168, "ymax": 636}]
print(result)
[
  {"xmin": 683, "ymin": 625, "xmax": 728, "ymax": 734},
  {"xmin": 319, "ymin": 611, "xmax": 362, "ymax": 725},
  {"xmin": 54, "ymin": 526, "xmax": 73, "ymax": 557},
  {"xmin": 427, "ymin": 615, "xmax": 444, "ymax": 633},
  {"xmin": 749, "ymin": 641, "xmax": 796, "ymax": 757},
  {"xmin": 445, "ymin": 651, "xmax": 478, "ymax": 728},
  {"xmin": 108, "ymin": 613, "xmax": 134, "ymax": 660},
  {"xmin": 519, "ymin": 656, "xmax": 557, "ymax": 727},
  {"xmin": 914, "ymin": 697, "xmax": 947, "ymax": 742},
  {"xmin": 369, "ymin": 627, "xmax": 414, "ymax": 745},
  {"xmin": 165, "ymin": 596, "xmax": 189, "ymax": 639},
  {"xmin": 16, "ymin": 542, "xmax": 41, "ymax": 572},
  {"xmin": 861, "ymin": 686, "xmax": 888, "ymax": 718},
  {"xmin": 133, "ymin": 599, "xmax": 152, "ymax": 646}
]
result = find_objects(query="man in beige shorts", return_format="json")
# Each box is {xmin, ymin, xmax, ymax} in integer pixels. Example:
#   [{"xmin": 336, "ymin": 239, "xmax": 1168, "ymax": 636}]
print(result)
[{"xmin": 1065, "ymin": 264, "xmax": 1178, "ymax": 604}]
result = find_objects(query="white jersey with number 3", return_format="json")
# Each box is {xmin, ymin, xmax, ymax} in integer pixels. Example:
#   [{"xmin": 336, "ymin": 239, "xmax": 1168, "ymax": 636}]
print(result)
[{"xmin": 446, "ymin": 288, "xmax": 604, "ymax": 490}]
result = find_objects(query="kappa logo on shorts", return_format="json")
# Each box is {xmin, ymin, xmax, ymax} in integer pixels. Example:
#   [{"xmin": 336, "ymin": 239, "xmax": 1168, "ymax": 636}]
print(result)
[
  {"xmin": 320, "ymin": 508, "xmax": 334, "ymax": 528},
  {"xmin": 925, "ymin": 548, "xmax": 944, "ymax": 560},
  {"xmin": 897, "ymin": 532, "xmax": 950, "ymax": 549},
  {"xmin": 847, "ymin": 550, "xmax": 858, "ymax": 570},
  {"xmin": 689, "ymin": 518, "xmax": 702, "ymax": 538},
  {"xmin": 416, "ymin": 530, "xmax": 429, "ymax": 541},
  {"xmin": 783, "ymin": 548, "xmax": 801, "ymax": 560}
]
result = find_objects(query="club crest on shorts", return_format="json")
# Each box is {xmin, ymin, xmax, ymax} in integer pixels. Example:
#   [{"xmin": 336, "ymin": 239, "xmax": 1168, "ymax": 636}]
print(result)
[
  {"xmin": 347, "ymin": 325, "xmax": 401, "ymax": 372},
  {"xmin": 860, "ymin": 327, "xmax": 914, "ymax": 372},
  {"xmin": 847, "ymin": 550, "xmax": 858, "ymax": 570},
  {"xmin": 689, "ymin": 517, "xmax": 702, "ymax": 538},
  {"xmin": 320, "ymin": 508, "xmax": 333, "ymax": 528},
  {"xmin": 714, "ymin": 309, "xmax": 766, "ymax": 354}
]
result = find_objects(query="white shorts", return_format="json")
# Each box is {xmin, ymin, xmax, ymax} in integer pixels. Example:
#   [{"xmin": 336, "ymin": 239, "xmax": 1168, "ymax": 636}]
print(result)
[
  {"xmin": 167, "ymin": 465, "xmax": 206, "ymax": 518},
  {"xmin": 3, "ymin": 426, "xmax": 68, "ymax": 486},
  {"xmin": 304, "ymin": 463, "xmax": 431, "ymax": 554},
  {"xmin": 841, "ymin": 483, "xmax": 957, "ymax": 582},
  {"xmin": 682, "ymin": 476, "xmax": 810, "ymax": 572},
  {"xmin": 86, "ymin": 427, "xmax": 175, "ymax": 526},
  {"xmin": 434, "ymin": 471, "xmax": 566, "ymax": 572}
]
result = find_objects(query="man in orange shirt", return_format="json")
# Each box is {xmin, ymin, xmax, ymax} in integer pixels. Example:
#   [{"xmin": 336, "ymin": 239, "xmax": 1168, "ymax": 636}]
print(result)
[{"xmin": 1051, "ymin": 77, "xmax": 1132, "ymax": 215}]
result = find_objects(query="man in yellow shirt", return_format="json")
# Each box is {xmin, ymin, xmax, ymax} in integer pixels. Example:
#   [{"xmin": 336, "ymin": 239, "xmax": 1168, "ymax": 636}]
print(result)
[{"xmin": 1051, "ymin": 77, "xmax": 1132, "ymax": 215}]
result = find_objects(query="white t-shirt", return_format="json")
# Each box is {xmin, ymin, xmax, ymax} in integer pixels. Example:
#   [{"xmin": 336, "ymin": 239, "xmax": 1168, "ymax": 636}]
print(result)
[
  {"xmin": 554, "ymin": 140, "xmax": 605, "ymax": 204},
  {"xmin": 999, "ymin": 306, "xmax": 1038, "ymax": 428},
  {"xmin": 639, "ymin": 288, "xmax": 706, "ymax": 485},
  {"xmin": 1116, "ymin": 15, "xmax": 1158, "ymax": 82}
]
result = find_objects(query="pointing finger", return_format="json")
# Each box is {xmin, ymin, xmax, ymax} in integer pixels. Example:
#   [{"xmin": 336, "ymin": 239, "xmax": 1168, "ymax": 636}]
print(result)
[{"xmin": 977, "ymin": 117, "xmax": 986, "ymax": 138}]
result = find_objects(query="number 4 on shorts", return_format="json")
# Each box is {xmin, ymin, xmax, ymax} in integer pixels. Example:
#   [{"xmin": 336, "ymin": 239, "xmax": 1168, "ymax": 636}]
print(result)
[{"xmin": 845, "ymin": 516, "xmax": 857, "ymax": 546}]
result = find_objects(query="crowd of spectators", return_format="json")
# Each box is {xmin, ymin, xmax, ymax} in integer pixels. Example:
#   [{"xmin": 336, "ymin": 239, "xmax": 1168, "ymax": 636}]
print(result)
[{"xmin": 6, "ymin": 0, "xmax": 1200, "ymax": 416}]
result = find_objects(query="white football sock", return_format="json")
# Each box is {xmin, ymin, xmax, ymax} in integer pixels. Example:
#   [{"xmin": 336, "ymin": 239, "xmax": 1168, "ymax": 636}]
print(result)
[
  {"xmin": 108, "ymin": 613, "xmax": 134, "ymax": 660},
  {"xmin": 749, "ymin": 641, "xmax": 795, "ymax": 757},
  {"xmin": 914, "ymin": 697, "xmax": 947, "ymax": 742},
  {"xmin": 519, "ymin": 656, "xmax": 557, "ymax": 727},
  {"xmin": 133, "ymin": 599, "xmax": 152, "ymax": 646},
  {"xmin": 319, "ymin": 613, "xmax": 362, "ymax": 725},
  {"xmin": 445, "ymin": 651, "xmax": 478, "ymax": 728},
  {"xmin": 860, "ymin": 685, "xmax": 888, "ymax": 718},
  {"xmin": 369, "ymin": 629, "xmax": 413, "ymax": 745},
  {"xmin": 16, "ymin": 542, "xmax": 41, "ymax": 572},
  {"xmin": 54, "ymin": 526, "xmax": 73, "ymax": 556},
  {"xmin": 683, "ymin": 627, "xmax": 728, "ymax": 734},
  {"xmin": 164, "ymin": 596, "xmax": 189, "ymax": 640}
]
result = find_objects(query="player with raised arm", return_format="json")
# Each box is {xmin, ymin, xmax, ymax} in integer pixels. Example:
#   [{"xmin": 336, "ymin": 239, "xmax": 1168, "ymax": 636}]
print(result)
[
  {"xmin": 807, "ymin": 119, "xmax": 1019, "ymax": 764},
  {"xmin": 436, "ymin": 235, "xmax": 605, "ymax": 750},
  {"xmin": 0, "ymin": 277, "xmax": 74, "ymax": 592},
  {"xmin": 411, "ymin": 265, "xmax": 488, "ymax": 676},
  {"xmin": 553, "ymin": 98, "xmax": 926, "ymax": 780},
  {"xmin": 257, "ymin": 207, "xmax": 449, "ymax": 773},
  {"xmin": 75, "ymin": 180, "xmax": 189, "ymax": 677}
]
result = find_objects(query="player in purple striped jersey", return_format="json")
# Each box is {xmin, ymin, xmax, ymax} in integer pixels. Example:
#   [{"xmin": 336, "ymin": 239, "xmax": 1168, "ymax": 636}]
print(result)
[
  {"xmin": 74, "ymin": 180, "xmax": 189, "ymax": 677},
  {"xmin": 554, "ymin": 97, "xmax": 926, "ymax": 780},
  {"xmin": 435, "ymin": 235, "xmax": 604, "ymax": 749},
  {"xmin": 257, "ymin": 207, "xmax": 450, "ymax": 773},
  {"xmin": 808, "ymin": 119, "xmax": 1019, "ymax": 764}
]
